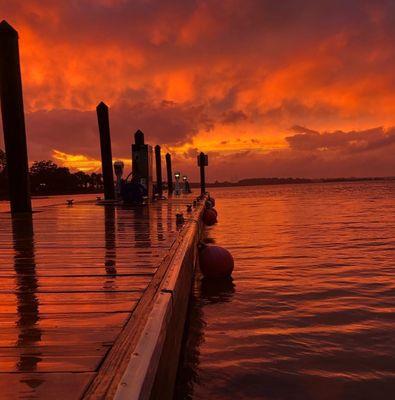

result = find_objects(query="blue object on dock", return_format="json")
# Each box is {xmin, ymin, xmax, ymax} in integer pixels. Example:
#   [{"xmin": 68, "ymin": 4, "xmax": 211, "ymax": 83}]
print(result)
[{"xmin": 120, "ymin": 178, "xmax": 147, "ymax": 204}]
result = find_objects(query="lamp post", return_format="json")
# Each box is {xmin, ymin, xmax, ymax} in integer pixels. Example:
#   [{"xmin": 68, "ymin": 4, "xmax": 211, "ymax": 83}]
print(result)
[
  {"xmin": 113, "ymin": 160, "xmax": 124, "ymax": 199},
  {"xmin": 183, "ymin": 175, "xmax": 191, "ymax": 193},
  {"xmin": 174, "ymin": 171, "xmax": 181, "ymax": 195}
]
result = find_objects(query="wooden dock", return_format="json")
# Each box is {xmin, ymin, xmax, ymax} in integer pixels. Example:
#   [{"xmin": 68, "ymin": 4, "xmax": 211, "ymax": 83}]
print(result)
[{"xmin": 0, "ymin": 196, "xmax": 204, "ymax": 399}]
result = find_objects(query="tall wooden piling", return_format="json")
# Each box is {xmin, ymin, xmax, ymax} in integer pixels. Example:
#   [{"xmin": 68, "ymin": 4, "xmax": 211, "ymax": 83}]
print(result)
[
  {"xmin": 165, "ymin": 153, "xmax": 173, "ymax": 195},
  {"xmin": 96, "ymin": 102, "xmax": 115, "ymax": 200},
  {"xmin": 0, "ymin": 21, "xmax": 32, "ymax": 213},
  {"xmin": 155, "ymin": 145, "xmax": 163, "ymax": 198},
  {"xmin": 198, "ymin": 152, "xmax": 207, "ymax": 195}
]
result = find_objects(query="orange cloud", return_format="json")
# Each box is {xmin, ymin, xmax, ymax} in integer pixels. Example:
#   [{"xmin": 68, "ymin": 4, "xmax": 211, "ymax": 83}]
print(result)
[
  {"xmin": 1, "ymin": 0, "xmax": 395, "ymax": 179},
  {"xmin": 52, "ymin": 149, "xmax": 131, "ymax": 173},
  {"xmin": 51, "ymin": 150, "xmax": 102, "ymax": 172}
]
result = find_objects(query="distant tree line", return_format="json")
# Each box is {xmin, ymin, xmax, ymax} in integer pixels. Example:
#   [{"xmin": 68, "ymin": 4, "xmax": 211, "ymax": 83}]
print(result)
[
  {"xmin": 190, "ymin": 176, "xmax": 394, "ymax": 188},
  {"xmin": 0, "ymin": 149, "xmax": 103, "ymax": 199}
]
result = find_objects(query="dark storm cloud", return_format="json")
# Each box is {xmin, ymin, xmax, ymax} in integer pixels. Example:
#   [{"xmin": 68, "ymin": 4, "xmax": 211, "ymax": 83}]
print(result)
[
  {"xmin": 26, "ymin": 100, "xmax": 213, "ymax": 161},
  {"xmin": 2, "ymin": 0, "xmax": 395, "ymax": 178},
  {"xmin": 285, "ymin": 126, "xmax": 395, "ymax": 153},
  {"xmin": 221, "ymin": 110, "xmax": 248, "ymax": 125}
]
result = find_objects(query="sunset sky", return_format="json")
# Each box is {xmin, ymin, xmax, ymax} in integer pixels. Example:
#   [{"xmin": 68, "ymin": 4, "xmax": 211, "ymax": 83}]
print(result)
[{"xmin": 1, "ymin": 0, "xmax": 395, "ymax": 181}]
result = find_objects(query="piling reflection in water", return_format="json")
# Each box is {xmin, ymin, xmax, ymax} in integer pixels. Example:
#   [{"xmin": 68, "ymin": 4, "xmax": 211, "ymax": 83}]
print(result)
[
  {"xmin": 133, "ymin": 206, "xmax": 152, "ymax": 249},
  {"xmin": 155, "ymin": 204, "xmax": 164, "ymax": 242},
  {"xmin": 12, "ymin": 213, "xmax": 42, "ymax": 373}
]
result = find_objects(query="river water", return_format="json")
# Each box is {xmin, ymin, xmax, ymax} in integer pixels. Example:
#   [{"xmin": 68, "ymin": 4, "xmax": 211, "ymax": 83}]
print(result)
[{"xmin": 175, "ymin": 181, "xmax": 395, "ymax": 400}]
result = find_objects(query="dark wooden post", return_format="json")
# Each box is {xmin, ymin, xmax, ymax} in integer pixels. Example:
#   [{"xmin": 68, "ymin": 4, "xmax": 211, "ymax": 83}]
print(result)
[
  {"xmin": 96, "ymin": 102, "xmax": 115, "ymax": 200},
  {"xmin": 0, "ymin": 21, "xmax": 32, "ymax": 213},
  {"xmin": 198, "ymin": 152, "xmax": 207, "ymax": 195},
  {"xmin": 155, "ymin": 145, "xmax": 163, "ymax": 198},
  {"xmin": 165, "ymin": 153, "xmax": 173, "ymax": 195}
]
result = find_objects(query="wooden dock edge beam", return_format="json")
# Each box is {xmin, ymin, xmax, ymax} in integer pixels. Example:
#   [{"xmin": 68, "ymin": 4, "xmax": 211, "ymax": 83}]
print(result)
[
  {"xmin": 82, "ymin": 199, "xmax": 206, "ymax": 400},
  {"xmin": 113, "ymin": 207, "xmax": 204, "ymax": 400}
]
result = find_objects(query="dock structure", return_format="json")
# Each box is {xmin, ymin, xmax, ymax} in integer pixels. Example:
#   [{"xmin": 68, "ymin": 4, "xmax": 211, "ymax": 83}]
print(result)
[
  {"xmin": 0, "ymin": 196, "xmax": 205, "ymax": 399},
  {"xmin": 0, "ymin": 20, "xmax": 208, "ymax": 399}
]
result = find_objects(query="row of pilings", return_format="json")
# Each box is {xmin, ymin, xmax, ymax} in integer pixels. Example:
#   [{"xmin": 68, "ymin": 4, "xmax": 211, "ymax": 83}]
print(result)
[
  {"xmin": 0, "ymin": 20, "xmax": 208, "ymax": 214},
  {"xmin": 95, "ymin": 102, "xmax": 176, "ymax": 201}
]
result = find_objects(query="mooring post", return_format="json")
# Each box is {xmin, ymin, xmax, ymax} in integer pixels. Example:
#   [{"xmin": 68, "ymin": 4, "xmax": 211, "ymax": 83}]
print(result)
[
  {"xmin": 198, "ymin": 152, "xmax": 208, "ymax": 195},
  {"xmin": 155, "ymin": 145, "xmax": 163, "ymax": 198},
  {"xmin": 165, "ymin": 153, "xmax": 173, "ymax": 195},
  {"xmin": 96, "ymin": 102, "xmax": 115, "ymax": 200},
  {"xmin": 0, "ymin": 21, "xmax": 32, "ymax": 214}
]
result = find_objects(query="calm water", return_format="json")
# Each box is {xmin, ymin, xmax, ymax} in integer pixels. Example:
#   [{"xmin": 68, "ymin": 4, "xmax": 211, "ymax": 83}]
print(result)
[{"xmin": 176, "ymin": 181, "xmax": 395, "ymax": 400}]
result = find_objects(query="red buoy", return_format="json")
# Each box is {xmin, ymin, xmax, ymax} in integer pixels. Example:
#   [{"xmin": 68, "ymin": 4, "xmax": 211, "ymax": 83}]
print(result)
[
  {"xmin": 202, "ymin": 208, "xmax": 217, "ymax": 225},
  {"xmin": 211, "ymin": 208, "xmax": 218, "ymax": 216},
  {"xmin": 199, "ymin": 245, "xmax": 234, "ymax": 278}
]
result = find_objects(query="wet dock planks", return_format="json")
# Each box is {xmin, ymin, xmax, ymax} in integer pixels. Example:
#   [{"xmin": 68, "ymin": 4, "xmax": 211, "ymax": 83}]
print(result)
[{"xmin": 0, "ymin": 196, "xmax": 193, "ymax": 399}]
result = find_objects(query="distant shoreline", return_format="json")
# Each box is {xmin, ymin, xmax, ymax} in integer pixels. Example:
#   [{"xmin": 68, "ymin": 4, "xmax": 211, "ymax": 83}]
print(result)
[
  {"xmin": 1, "ymin": 176, "xmax": 394, "ymax": 200},
  {"xmin": 190, "ymin": 176, "xmax": 395, "ymax": 189}
]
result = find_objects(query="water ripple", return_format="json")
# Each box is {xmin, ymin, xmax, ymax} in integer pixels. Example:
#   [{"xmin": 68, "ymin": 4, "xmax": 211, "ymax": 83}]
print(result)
[{"xmin": 176, "ymin": 181, "xmax": 395, "ymax": 400}]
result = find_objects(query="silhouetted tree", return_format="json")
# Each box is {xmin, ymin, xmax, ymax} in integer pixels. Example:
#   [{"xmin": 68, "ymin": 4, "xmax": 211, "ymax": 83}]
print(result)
[
  {"xmin": 89, "ymin": 172, "xmax": 103, "ymax": 190},
  {"xmin": 0, "ymin": 151, "xmax": 103, "ymax": 197},
  {"xmin": 30, "ymin": 160, "xmax": 76, "ymax": 193},
  {"xmin": 74, "ymin": 171, "xmax": 90, "ymax": 189}
]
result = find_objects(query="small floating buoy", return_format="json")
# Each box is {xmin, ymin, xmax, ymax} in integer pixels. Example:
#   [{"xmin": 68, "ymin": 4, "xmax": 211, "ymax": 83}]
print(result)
[
  {"xmin": 67, "ymin": 199, "xmax": 74, "ymax": 206},
  {"xmin": 199, "ymin": 244, "xmax": 234, "ymax": 278},
  {"xmin": 208, "ymin": 196, "xmax": 215, "ymax": 207},
  {"xmin": 202, "ymin": 208, "xmax": 217, "ymax": 226}
]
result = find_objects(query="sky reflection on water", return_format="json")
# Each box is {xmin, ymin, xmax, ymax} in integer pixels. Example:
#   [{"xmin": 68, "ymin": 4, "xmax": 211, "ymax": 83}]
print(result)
[{"xmin": 176, "ymin": 181, "xmax": 395, "ymax": 400}]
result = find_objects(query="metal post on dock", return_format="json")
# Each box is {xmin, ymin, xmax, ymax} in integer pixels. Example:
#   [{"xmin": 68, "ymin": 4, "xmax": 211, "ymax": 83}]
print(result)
[
  {"xmin": 155, "ymin": 145, "xmax": 163, "ymax": 198},
  {"xmin": 96, "ymin": 102, "xmax": 115, "ymax": 200},
  {"xmin": 0, "ymin": 20, "xmax": 32, "ymax": 214},
  {"xmin": 165, "ymin": 153, "xmax": 173, "ymax": 195},
  {"xmin": 198, "ymin": 152, "xmax": 208, "ymax": 195}
]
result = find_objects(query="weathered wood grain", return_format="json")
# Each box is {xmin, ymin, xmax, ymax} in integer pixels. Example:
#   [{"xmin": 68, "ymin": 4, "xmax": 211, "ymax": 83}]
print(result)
[{"xmin": 0, "ymin": 196, "xmax": 195, "ymax": 399}]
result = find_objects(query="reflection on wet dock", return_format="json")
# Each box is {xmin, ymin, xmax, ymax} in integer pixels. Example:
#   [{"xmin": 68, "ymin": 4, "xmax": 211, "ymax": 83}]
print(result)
[{"xmin": 0, "ymin": 196, "xmax": 192, "ymax": 399}]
